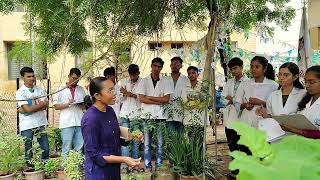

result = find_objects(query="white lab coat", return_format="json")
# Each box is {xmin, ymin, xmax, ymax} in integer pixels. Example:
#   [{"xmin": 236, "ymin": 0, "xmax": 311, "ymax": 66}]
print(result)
[
  {"xmin": 222, "ymin": 76, "xmax": 249, "ymax": 128},
  {"xmin": 299, "ymin": 97, "xmax": 320, "ymax": 129},
  {"xmin": 166, "ymin": 74, "xmax": 191, "ymax": 122},
  {"xmin": 235, "ymin": 78, "xmax": 278, "ymax": 128},
  {"xmin": 266, "ymin": 88, "xmax": 306, "ymax": 116}
]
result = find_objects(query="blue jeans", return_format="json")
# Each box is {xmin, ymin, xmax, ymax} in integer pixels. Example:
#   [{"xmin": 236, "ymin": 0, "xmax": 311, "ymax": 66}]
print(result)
[
  {"xmin": 61, "ymin": 126, "xmax": 84, "ymax": 157},
  {"xmin": 21, "ymin": 126, "xmax": 49, "ymax": 164},
  {"xmin": 166, "ymin": 121, "xmax": 184, "ymax": 134},
  {"xmin": 119, "ymin": 118, "xmax": 141, "ymax": 168},
  {"xmin": 143, "ymin": 119, "xmax": 164, "ymax": 169}
]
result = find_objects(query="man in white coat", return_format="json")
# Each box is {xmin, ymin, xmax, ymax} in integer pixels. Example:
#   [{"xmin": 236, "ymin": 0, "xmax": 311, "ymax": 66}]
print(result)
[
  {"xmin": 53, "ymin": 68, "xmax": 86, "ymax": 157},
  {"xmin": 166, "ymin": 56, "xmax": 190, "ymax": 134},
  {"xmin": 135, "ymin": 57, "xmax": 173, "ymax": 172},
  {"xmin": 221, "ymin": 58, "xmax": 248, "ymax": 178}
]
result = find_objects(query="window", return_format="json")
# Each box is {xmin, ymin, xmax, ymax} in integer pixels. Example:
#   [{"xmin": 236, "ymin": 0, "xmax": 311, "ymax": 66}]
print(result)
[
  {"xmin": 6, "ymin": 43, "xmax": 26, "ymax": 80},
  {"xmin": 171, "ymin": 43, "xmax": 183, "ymax": 49},
  {"xmin": 148, "ymin": 42, "xmax": 162, "ymax": 50},
  {"xmin": 6, "ymin": 42, "xmax": 47, "ymax": 80}
]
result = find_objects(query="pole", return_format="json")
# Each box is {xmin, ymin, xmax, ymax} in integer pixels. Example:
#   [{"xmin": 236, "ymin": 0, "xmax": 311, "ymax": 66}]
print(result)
[
  {"xmin": 16, "ymin": 78, "xmax": 20, "ymax": 134},
  {"xmin": 30, "ymin": 13, "xmax": 37, "ymax": 77}
]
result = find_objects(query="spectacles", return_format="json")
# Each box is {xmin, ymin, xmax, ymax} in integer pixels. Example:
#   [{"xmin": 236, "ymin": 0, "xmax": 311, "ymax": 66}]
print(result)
[
  {"xmin": 277, "ymin": 73, "xmax": 292, "ymax": 78},
  {"xmin": 304, "ymin": 80, "xmax": 320, "ymax": 86},
  {"xmin": 103, "ymin": 88, "xmax": 115, "ymax": 94}
]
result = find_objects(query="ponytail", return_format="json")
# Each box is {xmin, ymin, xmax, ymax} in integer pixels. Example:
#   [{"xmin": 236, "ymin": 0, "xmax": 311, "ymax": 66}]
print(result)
[
  {"xmin": 83, "ymin": 76, "xmax": 108, "ymax": 109},
  {"xmin": 265, "ymin": 63, "xmax": 275, "ymax": 80},
  {"xmin": 298, "ymin": 93, "xmax": 312, "ymax": 111}
]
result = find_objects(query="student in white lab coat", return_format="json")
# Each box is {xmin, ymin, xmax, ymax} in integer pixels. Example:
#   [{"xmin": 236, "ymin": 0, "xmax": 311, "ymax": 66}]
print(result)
[
  {"xmin": 222, "ymin": 58, "xmax": 249, "ymax": 147},
  {"xmin": 166, "ymin": 56, "xmax": 190, "ymax": 134},
  {"xmin": 256, "ymin": 62, "xmax": 306, "ymax": 118},
  {"xmin": 135, "ymin": 57, "xmax": 173, "ymax": 171},
  {"xmin": 235, "ymin": 56, "xmax": 278, "ymax": 129},
  {"xmin": 280, "ymin": 65, "xmax": 320, "ymax": 139}
]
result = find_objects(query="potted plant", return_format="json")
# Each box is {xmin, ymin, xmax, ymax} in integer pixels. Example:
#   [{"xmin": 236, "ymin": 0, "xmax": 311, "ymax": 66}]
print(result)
[
  {"xmin": 23, "ymin": 142, "xmax": 45, "ymax": 180},
  {"xmin": 45, "ymin": 127, "xmax": 62, "ymax": 158},
  {"xmin": 0, "ymin": 132, "xmax": 25, "ymax": 180},
  {"xmin": 44, "ymin": 158, "xmax": 59, "ymax": 179},
  {"xmin": 56, "ymin": 157, "xmax": 66, "ymax": 180},
  {"xmin": 64, "ymin": 150, "xmax": 84, "ymax": 180},
  {"xmin": 167, "ymin": 131, "xmax": 204, "ymax": 180}
]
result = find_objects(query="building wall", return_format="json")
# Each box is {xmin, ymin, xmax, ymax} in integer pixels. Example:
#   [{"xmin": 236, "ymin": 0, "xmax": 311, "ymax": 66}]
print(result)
[{"xmin": 308, "ymin": 0, "xmax": 320, "ymax": 49}]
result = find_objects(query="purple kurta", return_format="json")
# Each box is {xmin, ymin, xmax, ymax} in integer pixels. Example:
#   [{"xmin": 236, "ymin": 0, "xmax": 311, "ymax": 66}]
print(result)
[{"xmin": 81, "ymin": 105, "xmax": 128, "ymax": 180}]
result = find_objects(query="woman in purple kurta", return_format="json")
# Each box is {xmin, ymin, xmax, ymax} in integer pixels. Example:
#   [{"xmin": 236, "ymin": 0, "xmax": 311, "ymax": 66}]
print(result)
[{"xmin": 81, "ymin": 77, "xmax": 141, "ymax": 180}]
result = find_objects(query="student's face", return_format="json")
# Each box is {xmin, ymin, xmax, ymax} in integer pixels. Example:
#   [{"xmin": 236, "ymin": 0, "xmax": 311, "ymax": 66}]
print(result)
[
  {"xmin": 187, "ymin": 69, "xmax": 199, "ymax": 81},
  {"xmin": 304, "ymin": 72, "xmax": 320, "ymax": 96},
  {"xmin": 151, "ymin": 62, "xmax": 163, "ymax": 76},
  {"xmin": 278, "ymin": 67, "xmax": 297, "ymax": 87},
  {"xmin": 170, "ymin": 60, "xmax": 182, "ymax": 73},
  {"xmin": 23, "ymin": 72, "xmax": 35, "ymax": 86},
  {"xmin": 250, "ymin": 60, "xmax": 265, "ymax": 79},
  {"xmin": 95, "ymin": 80, "xmax": 116, "ymax": 105},
  {"xmin": 68, "ymin": 73, "xmax": 80, "ymax": 87},
  {"xmin": 229, "ymin": 66, "xmax": 243, "ymax": 78},
  {"xmin": 129, "ymin": 72, "xmax": 140, "ymax": 82}
]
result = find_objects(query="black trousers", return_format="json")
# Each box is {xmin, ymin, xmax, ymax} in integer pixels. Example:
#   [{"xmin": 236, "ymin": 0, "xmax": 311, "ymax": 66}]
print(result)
[{"xmin": 225, "ymin": 127, "xmax": 252, "ymax": 175}]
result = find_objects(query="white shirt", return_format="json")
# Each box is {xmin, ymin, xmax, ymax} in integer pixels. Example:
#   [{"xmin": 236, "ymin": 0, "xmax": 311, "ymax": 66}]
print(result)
[
  {"xmin": 183, "ymin": 82, "xmax": 207, "ymax": 126},
  {"xmin": 119, "ymin": 78, "xmax": 141, "ymax": 119},
  {"xmin": 53, "ymin": 85, "xmax": 86, "ymax": 129},
  {"xmin": 166, "ymin": 74, "xmax": 191, "ymax": 122},
  {"xmin": 222, "ymin": 76, "xmax": 249, "ymax": 128},
  {"xmin": 266, "ymin": 88, "xmax": 306, "ymax": 116},
  {"xmin": 299, "ymin": 97, "xmax": 320, "ymax": 129},
  {"xmin": 16, "ymin": 84, "xmax": 48, "ymax": 131},
  {"xmin": 110, "ymin": 83, "xmax": 122, "ymax": 118},
  {"xmin": 235, "ymin": 78, "xmax": 278, "ymax": 128},
  {"xmin": 135, "ymin": 75, "xmax": 174, "ymax": 119}
]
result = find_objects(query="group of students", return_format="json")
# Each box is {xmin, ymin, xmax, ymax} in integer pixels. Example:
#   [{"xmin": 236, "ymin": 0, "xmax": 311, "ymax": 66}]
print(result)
[
  {"xmin": 221, "ymin": 56, "xmax": 320, "ymax": 178},
  {"xmin": 16, "ymin": 56, "xmax": 205, "ymax": 179}
]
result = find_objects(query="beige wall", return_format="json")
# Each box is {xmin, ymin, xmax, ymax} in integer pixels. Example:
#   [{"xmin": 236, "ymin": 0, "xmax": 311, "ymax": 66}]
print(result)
[{"xmin": 308, "ymin": 0, "xmax": 320, "ymax": 49}]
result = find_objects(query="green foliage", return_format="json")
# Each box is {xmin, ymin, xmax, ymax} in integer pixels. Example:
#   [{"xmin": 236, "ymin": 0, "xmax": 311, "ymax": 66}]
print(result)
[
  {"xmin": 0, "ymin": 0, "xmax": 295, "ymax": 58},
  {"xmin": 229, "ymin": 121, "xmax": 320, "ymax": 180},
  {"xmin": 45, "ymin": 127, "xmax": 62, "ymax": 155},
  {"xmin": 0, "ymin": 131, "xmax": 25, "ymax": 175},
  {"xmin": 44, "ymin": 159, "xmax": 59, "ymax": 176},
  {"xmin": 64, "ymin": 150, "xmax": 84, "ymax": 180},
  {"xmin": 167, "ymin": 131, "xmax": 203, "ymax": 177}
]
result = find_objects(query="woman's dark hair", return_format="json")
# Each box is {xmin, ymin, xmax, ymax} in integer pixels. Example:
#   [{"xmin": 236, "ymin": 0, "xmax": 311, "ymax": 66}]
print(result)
[
  {"xmin": 298, "ymin": 65, "xmax": 320, "ymax": 111},
  {"xmin": 228, "ymin": 57, "xmax": 243, "ymax": 68},
  {"xmin": 279, "ymin": 62, "xmax": 304, "ymax": 89},
  {"xmin": 251, "ymin": 56, "xmax": 275, "ymax": 80},
  {"xmin": 84, "ymin": 76, "xmax": 108, "ymax": 109}
]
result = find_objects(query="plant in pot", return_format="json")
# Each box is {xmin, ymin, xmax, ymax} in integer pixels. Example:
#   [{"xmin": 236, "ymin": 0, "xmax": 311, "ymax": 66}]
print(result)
[
  {"xmin": 167, "ymin": 131, "xmax": 204, "ymax": 180},
  {"xmin": 23, "ymin": 142, "xmax": 45, "ymax": 180},
  {"xmin": 55, "ymin": 157, "xmax": 66, "ymax": 180},
  {"xmin": 64, "ymin": 150, "xmax": 84, "ymax": 180},
  {"xmin": 45, "ymin": 127, "xmax": 62, "ymax": 158},
  {"xmin": 0, "ymin": 131, "xmax": 25, "ymax": 180},
  {"xmin": 44, "ymin": 158, "xmax": 59, "ymax": 179}
]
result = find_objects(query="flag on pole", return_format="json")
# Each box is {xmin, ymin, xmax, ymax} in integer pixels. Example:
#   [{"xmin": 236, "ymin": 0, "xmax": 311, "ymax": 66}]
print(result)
[{"xmin": 297, "ymin": 5, "xmax": 312, "ymax": 79}]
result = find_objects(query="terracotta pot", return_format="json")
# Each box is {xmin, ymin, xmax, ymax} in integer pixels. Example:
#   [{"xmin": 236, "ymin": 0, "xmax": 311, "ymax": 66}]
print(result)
[
  {"xmin": 0, "ymin": 173, "xmax": 15, "ymax": 180},
  {"xmin": 23, "ymin": 170, "xmax": 45, "ymax": 180},
  {"xmin": 56, "ymin": 170, "xmax": 66, "ymax": 180},
  {"xmin": 179, "ymin": 174, "xmax": 202, "ymax": 180},
  {"xmin": 157, "ymin": 171, "xmax": 176, "ymax": 180}
]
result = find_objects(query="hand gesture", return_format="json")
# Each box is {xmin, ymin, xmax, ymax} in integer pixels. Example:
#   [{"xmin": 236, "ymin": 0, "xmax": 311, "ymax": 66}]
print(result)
[
  {"xmin": 125, "ymin": 157, "xmax": 141, "ymax": 168},
  {"xmin": 68, "ymin": 98, "xmax": 75, "ymax": 105},
  {"xmin": 120, "ymin": 87, "xmax": 128, "ymax": 96},
  {"xmin": 256, "ymin": 106, "xmax": 268, "ymax": 118},
  {"xmin": 243, "ymin": 102, "xmax": 254, "ymax": 111},
  {"xmin": 249, "ymin": 97, "xmax": 264, "ymax": 106}
]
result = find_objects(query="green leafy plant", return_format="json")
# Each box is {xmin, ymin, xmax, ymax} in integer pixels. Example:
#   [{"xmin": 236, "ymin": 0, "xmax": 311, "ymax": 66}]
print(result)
[
  {"xmin": 64, "ymin": 150, "xmax": 84, "ymax": 180},
  {"xmin": 45, "ymin": 127, "xmax": 62, "ymax": 156},
  {"xmin": 167, "ymin": 131, "xmax": 203, "ymax": 177},
  {"xmin": 44, "ymin": 159, "xmax": 59, "ymax": 177},
  {"xmin": 0, "ymin": 131, "xmax": 25, "ymax": 176},
  {"xmin": 229, "ymin": 121, "xmax": 320, "ymax": 180}
]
